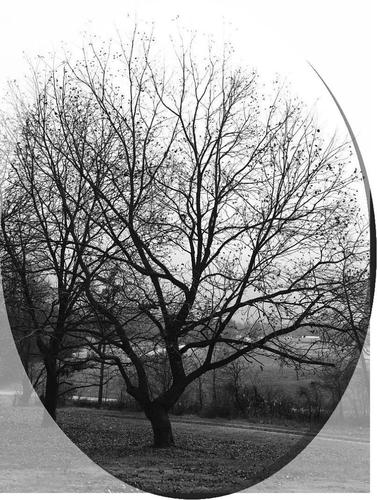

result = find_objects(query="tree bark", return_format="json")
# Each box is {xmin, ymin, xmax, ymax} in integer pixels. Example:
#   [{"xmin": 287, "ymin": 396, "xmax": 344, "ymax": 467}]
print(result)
[
  {"xmin": 97, "ymin": 342, "xmax": 105, "ymax": 408},
  {"xmin": 145, "ymin": 404, "xmax": 174, "ymax": 448},
  {"xmin": 197, "ymin": 376, "xmax": 203, "ymax": 410},
  {"xmin": 42, "ymin": 356, "xmax": 59, "ymax": 425},
  {"xmin": 212, "ymin": 369, "xmax": 217, "ymax": 407}
]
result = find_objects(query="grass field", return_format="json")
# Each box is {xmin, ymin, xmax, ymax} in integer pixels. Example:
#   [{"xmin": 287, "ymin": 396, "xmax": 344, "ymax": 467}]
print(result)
[{"xmin": 57, "ymin": 407, "xmax": 313, "ymax": 497}]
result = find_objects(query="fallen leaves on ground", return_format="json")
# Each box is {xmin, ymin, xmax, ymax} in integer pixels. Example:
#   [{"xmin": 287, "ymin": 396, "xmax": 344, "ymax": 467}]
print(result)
[{"xmin": 57, "ymin": 407, "xmax": 311, "ymax": 497}]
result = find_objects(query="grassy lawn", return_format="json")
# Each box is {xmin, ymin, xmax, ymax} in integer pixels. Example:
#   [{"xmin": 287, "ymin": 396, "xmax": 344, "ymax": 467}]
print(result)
[{"xmin": 57, "ymin": 407, "xmax": 312, "ymax": 498}]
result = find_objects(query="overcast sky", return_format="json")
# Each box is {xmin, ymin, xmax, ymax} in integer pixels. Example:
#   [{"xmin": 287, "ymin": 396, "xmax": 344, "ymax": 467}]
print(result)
[{"xmin": 0, "ymin": 0, "xmax": 373, "ymax": 195}]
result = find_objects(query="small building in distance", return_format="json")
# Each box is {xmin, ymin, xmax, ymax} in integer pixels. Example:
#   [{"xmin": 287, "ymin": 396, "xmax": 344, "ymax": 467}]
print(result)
[{"xmin": 299, "ymin": 335, "xmax": 321, "ymax": 344}]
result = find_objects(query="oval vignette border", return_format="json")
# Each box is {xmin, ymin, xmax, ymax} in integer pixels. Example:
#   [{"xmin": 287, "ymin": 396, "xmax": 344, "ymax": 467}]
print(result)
[{"xmin": 309, "ymin": 63, "xmax": 376, "ymax": 305}]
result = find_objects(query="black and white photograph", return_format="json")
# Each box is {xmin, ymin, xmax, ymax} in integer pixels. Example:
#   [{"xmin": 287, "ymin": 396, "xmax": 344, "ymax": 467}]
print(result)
[{"xmin": 0, "ymin": 1, "xmax": 374, "ymax": 498}]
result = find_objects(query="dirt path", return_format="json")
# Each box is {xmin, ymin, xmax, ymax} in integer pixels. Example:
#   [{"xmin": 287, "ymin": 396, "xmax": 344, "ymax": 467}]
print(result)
[{"xmin": 95, "ymin": 408, "xmax": 370, "ymax": 444}]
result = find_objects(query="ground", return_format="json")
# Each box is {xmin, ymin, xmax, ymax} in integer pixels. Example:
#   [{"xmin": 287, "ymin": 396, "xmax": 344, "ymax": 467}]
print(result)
[
  {"xmin": 0, "ymin": 396, "xmax": 369, "ymax": 495},
  {"xmin": 56, "ymin": 407, "xmax": 318, "ymax": 497}
]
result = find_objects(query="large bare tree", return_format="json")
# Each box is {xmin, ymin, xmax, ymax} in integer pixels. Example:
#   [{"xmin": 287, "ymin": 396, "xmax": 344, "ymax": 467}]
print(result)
[{"xmin": 1, "ymin": 31, "xmax": 369, "ymax": 445}]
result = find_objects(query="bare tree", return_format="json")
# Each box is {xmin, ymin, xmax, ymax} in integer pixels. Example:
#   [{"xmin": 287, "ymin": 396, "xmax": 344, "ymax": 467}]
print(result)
[
  {"xmin": 1, "ymin": 30, "xmax": 369, "ymax": 446},
  {"xmin": 224, "ymin": 359, "xmax": 248, "ymax": 415},
  {"xmin": 0, "ymin": 81, "xmax": 105, "ymax": 422},
  {"xmin": 0, "ymin": 254, "xmax": 47, "ymax": 403},
  {"xmin": 0, "ymin": 187, "xmax": 51, "ymax": 403}
]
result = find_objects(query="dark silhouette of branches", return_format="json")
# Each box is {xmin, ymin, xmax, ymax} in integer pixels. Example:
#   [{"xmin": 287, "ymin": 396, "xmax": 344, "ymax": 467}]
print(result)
[{"xmin": 0, "ymin": 29, "xmax": 369, "ymax": 445}]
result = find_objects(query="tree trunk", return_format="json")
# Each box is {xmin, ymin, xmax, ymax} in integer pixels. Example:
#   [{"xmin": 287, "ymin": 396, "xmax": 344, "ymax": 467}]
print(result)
[
  {"xmin": 212, "ymin": 369, "xmax": 217, "ymax": 407},
  {"xmin": 97, "ymin": 359, "xmax": 105, "ymax": 407},
  {"xmin": 42, "ymin": 357, "xmax": 58, "ymax": 425},
  {"xmin": 145, "ymin": 404, "xmax": 174, "ymax": 448},
  {"xmin": 197, "ymin": 376, "xmax": 203, "ymax": 410}
]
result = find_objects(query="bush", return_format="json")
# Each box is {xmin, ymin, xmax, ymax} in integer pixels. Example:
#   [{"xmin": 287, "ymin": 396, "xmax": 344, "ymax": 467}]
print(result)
[
  {"xmin": 199, "ymin": 403, "xmax": 232, "ymax": 419},
  {"xmin": 171, "ymin": 400, "xmax": 202, "ymax": 415}
]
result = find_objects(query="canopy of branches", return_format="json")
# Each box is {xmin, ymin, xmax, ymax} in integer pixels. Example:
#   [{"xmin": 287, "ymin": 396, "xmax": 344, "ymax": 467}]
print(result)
[{"xmin": 0, "ymin": 31, "xmax": 370, "ymax": 415}]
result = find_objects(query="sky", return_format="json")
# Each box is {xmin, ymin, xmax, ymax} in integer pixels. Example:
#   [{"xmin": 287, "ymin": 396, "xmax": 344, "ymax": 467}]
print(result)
[
  {"xmin": 0, "ymin": 0, "xmax": 375, "ymax": 496},
  {"xmin": 0, "ymin": 1, "xmax": 373, "ymax": 199}
]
